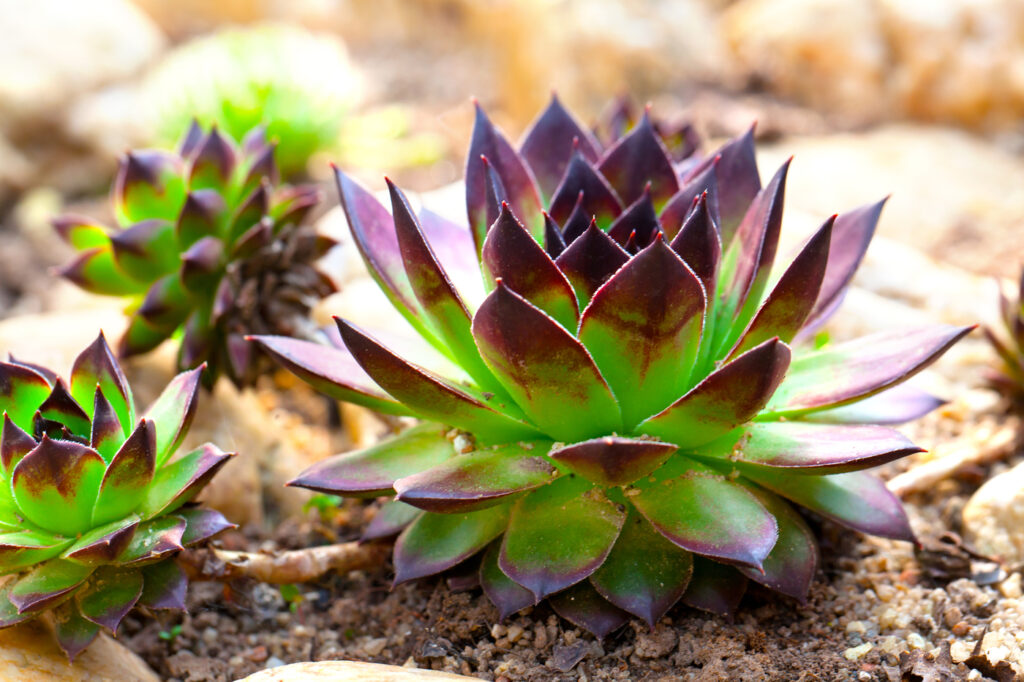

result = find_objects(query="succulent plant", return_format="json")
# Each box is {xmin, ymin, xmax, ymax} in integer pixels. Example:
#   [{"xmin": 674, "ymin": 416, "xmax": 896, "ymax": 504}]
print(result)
[
  {"xmin": 142, "ymin": 23, "xmax": 362, "ymax": 176},
  {"xmin": 0, "ymin": 333, "xmax": 234, "ymax": 659},
  {"xmin": 55, "ymin": 123, "xmax": 336, "ymax": 387},
  {"xmin": 255, "ymin": 96, "xmax": 970, "ymax": 636},
  {"xmin": 983, "ymin": 269, "xmax": 1024, "ymax": 394}
]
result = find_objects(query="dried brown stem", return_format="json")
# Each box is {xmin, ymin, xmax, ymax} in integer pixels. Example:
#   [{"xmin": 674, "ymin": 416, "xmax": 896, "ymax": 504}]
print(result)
[
  {"xmin": 888, "ymin": 419, "xmax": 1020, "ymax": 498},
  {"xmin": 178, "ymin": 541, "xmax": 390, "ymax": 584}
]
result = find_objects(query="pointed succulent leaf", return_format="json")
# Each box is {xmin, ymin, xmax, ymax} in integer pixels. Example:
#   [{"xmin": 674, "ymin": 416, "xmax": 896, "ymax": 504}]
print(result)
[
  {"xmin": 52, "ymin": 600, "xmax": 101, "ymax": 663},
  {"xmin": 9, "ymin": 559, "xmax": 93, "ymax": 613},
  {"xmin": 639, "ymin": 338, "xmax": 790, "ymax": 448},
  {"xmin": 549, "ymin": 581, "xmax": 629, "ymax": 639},
  {"xmin": 252, "ymin": 335, "xmax": 409, "ymax": 416},
  {"xmin": 180, "ymin": 235, "xmax": 224, "ymax": 293},
  {"xmin": 178, "ymin": 507, "xmax": 235, "ymax": 546},
  {"xmin": 606, "ymin": 187, "xmax": 661, "ymax": 248},
  {"xmin": 394, "ymin": 442, "xmax": 557, "ymax": 513},
  {"xmin": 578, "ymin": 238, "xmax": 706, "ymax": 428},
  {"xmin": 176, "ymin": 190, "xmax": 226, "ymax": 250},
  {"xmin": 765, "ymin": 326, "xmax": 973, "ymax": 416},
  {"xmin": 597, "ymin": 112, "xmax": 679, "ymax": 208},
  {"xmin": 53, "ymin": 215, "xmax": 110, "ymax": 250},
  {"xmin": 481, "ymin": 155, "xmax": 509, "ymax": 235},
  {"xmin": 0, "ymin": 531, "xmax": 74, "ymax": 574},
  {"xmin": 178, "ymin": 119, "xmax": 203, "ymax": 158},
  {"xmin": 387, "ymin": 181, "xmax": 501, "ymax": 393},
  {"xmin": 92, "ymin": 420, "xmax": 156, "ymax": 526},
  {"xmin": 802, "ymin": 199, "xmax": 886, "ymax": 333},
  {"xmin": 189, "ymin": 128, "xmax": 236, "ymax": 190},
  {"xmin": 543, "ymin": 212, "xmax": 566, "ymax": 258},
  {"xmin": 418, "ymin": 208, "xmax": 483, "ymax": 305},
  {"xmin": 802, "ymin": 384, "xmax": 944, "ymax": 425},
  {"xmin": 291, "ymin": 423, "xmax": 454, "ymax": 496},
  {"xmin": 631, "ymin": 458, "xmax": 778, "ymax": 569},
  {"xmin": 139, "ymin": 444, "xmax": 233, "ymax": 517},
  {"xmin": 120, "ymin": 311, "xmax": 174, "ymax": 358},
  {"xmin": 548, "ymin": 437, "xmax": 676, "ymax": 488},
  {"xmin": 142, "ymin": 366, "xmax": 202, "ymax": 467},
  {"xmin": 560, "ymin": 192, "xmax": 591, "ymax": 244},
  {"xmin": 55, "ymin": 247, "xmax": 144, "ymax": 296},
  {"xmin": 109, "ymin": 219, "xmax": 179, "ymax": 280},
  {"xmin": 37, "ymin": 380, "xmax": 91, "ymax": 439},
  {"xmin": 63, "ymin": 515, "xmax": 139, "ymax": 563},
  {"xmin": 519, "ymin": 95, "xmax": 601, "ymax": 200},
  {"xmin": 661, "ymin": 161, "xmax": 719, "ymax": 240},
  {"xmin": 1, "ymin": 414, "xmax": 36, "ymax": 476},
  {"xmin": 69, "ymin": 333, "xmax": 134, "ymax": 428},
  {"xmin": 90, "ymin": 387, "xmax": 124, "ymax": 460},
  {"xmin": 336, "ymin": 320, "xmax": 539, "ymax": 442},
  {"xmin": 473, "ymin": 283, "xmax": 621, "ymax": 442},
  {"xmin": 136, "ymin": 273, "xmax": 191, "ymax": 329},
  {"xmin": 738, "ymin": 466, "xmax": 914, "ymax": 542},
  {"xmin": 241, "ymin": 144, "xmax": 280, "ymax": 198},
  {"xmin": 393, "ymin": 503, "xmax": 509, "ymax": 584},
  {"xmin": 362, "ymin": 500, "xmax": 421, "ymax": 542},
  {"xmin": 117, "ymin": 515, "xmax": 187, "ymax": 565},
  {"xmin": 737, "ymin": 485, "xmax": 817, "ymax": 601},
  {"xmin": 75, "ymin": 566, "xmax": 143, "ymax": 632},
  {"xmin": 138, "ymin": 560, "xmax": 187, "ymax": 610},
  {"xmin": 499, "ymin": 476, "xmax": 625, "ymax": 600},
  {"xmin": 480, "ymin": 540, "xmax": 534, "ymax": 619},
  {"xmin": 12, "ymin": 437, "xmax": 106, "ymax": 536},
  {"xmin": 548, "ymin": 151, "xmax": 623, "ymax": 228},
  {"xmin": 0, "ymin": 362, "xmax": 51, "ymax": 433},
  {"xmin": 481, "ymin": 204, "xmax": 579, "ymax": 330},
  {"xmin": 227, "ymin": 182, "xmax": 270, "ymax": 244},
  {"xmin": 691, "ymin": 126, "xmax": 760, "ymax": 242},
  {"xmin": 681, "ymin": 556, "xmax": 748, "ymax": 616},
  {"xmin": 114, "ymin": 151, "xmax": 186, "ymax": 224},
  {"xmin": 589, "ymin": 509, "xmax": 693, "ymax": 626},
  {"xmin": 554, "ymin": 222, "xmax": 630, "ymax": 308},
  {"xmin": 705, "ymin": 421, "xmax": 922, "ymax": 473},
  {"xmin": 669, "ymin": 192, "xmax": 721, "ymax": 296},
  {"xmin": 466, "ymin": 103, "xmax": 544, "ymax": 251},
  {"xmin": 0, "ymin": 580, "xmax": 32, "ymax": 628}
]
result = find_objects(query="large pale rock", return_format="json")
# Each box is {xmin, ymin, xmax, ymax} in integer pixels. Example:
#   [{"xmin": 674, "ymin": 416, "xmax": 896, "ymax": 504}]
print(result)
[
  {"xmin": 243, "ymin": 661, "xmax": 475, "ymax": 681},
  {"xmin": 963, "ymin": 460, "xmax": 1024, "ymax": 563},
  {"xmin": 0, "ymin": 619, "xmax": 158, "ymax": 681}
]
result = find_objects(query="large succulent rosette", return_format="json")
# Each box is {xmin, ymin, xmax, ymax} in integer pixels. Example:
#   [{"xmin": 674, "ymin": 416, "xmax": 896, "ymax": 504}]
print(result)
[
  {"xmin": 55, "ymin": 123, "xmax": 336, "ymax": 387},
  {"xmin": 256, "ymin": 97, "xmax": 970, "ymax": 636},
  {"xmin": 0, "ymin": 334, "xmax": 234, "ymax": 659}
]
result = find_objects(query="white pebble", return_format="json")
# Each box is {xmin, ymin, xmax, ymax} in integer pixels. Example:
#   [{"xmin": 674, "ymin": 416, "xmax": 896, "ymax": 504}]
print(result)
[{"xmin": 843, "ymin": 643, "xmax": 873, "ymax": 660}]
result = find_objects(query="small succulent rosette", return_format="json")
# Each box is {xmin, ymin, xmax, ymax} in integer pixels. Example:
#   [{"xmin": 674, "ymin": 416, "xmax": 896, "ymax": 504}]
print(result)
[
  {"xmin": 256, "ymin": 97, "xmax": 969, "ymax": 636},
  {"xmin": 55, "ymin": 123, "xmax": 336, "ymax": 387},
  {"xmin": 984, "ymin": 268, "xmax": 1024, "ymax": 394},
  {"xmin": 0, "ymin": 333, "xmax": 234, "ymax": 659}
]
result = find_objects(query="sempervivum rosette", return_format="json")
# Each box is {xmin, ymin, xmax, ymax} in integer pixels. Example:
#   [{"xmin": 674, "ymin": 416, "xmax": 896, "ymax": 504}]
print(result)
[
  {"xmin": 0, "ymin": 334, "xmax": 234, "ymax": 659},
  {"xmin": 255, "ymin": 96, "xmax": 970, "ymax": 636},
  {"xmin": 55, "ymin": 123, "xmax": 336, "ymax": 387}
]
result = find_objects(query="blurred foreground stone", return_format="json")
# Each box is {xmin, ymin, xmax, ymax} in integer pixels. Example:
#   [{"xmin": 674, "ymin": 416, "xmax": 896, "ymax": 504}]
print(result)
[
  {"xmin": 242, "ymin": 660, "xmax": 475, "ymax": 681},
  {"xmin": 963, "ymin": 460, "xmax": 1024, "ymax": 564},
  {"xmin": 0, "ymin": 619, "xmax": 158, "ymax": 681}
]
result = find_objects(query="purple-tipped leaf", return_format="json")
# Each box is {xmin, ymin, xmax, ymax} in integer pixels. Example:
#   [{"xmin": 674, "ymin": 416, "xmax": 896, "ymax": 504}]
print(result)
[
  {"xmin": 9, "ymin": 559, "xmax": 93, "ymax": 614},
  {"xmin": 543, "ymin": 212, "xmax": 566, "ymax": 258},
  {"xmin": 113, "ymin": 151, "xmax": 185, "ymax": 225},
  {"xmin": 138, "ymin": 560, "xmax": 187, "ymax": 610},
  {"xmin": 639, "ymin": 338, "xmax": 790, "ymax": 448},
  {"xmin": 189, "ymin": 128, "xmax": 236, "ymax": 190},
  {"xmin": 117, "ymin": 515, "xmax": 187, "ymax": 565},
  {"xmin": 669, "ymin": 192, "xmax": 721, "ymax": 297},
  {"xmin": 548, "ymin": 151, "xmax": 623, "ymax": 228},
  {"xmin": 589, "ymin": 510, "xmax": 693, "ymax": 626},
  {"xmin": 109, "ymin": 219, "xmax": 179, "ymax": 280},
  {"xmin": 519, "ymin": 94, "xmax": 601, "ymax": 199},
  {"xmin": 499, "ymin": 476, "xmax": 625, "ymax": 600},
  {"xmin": 631, "ymin": 458, "xmax": 778, "ymax": 569},
  {"xmin": 687, "ymin": 126, "xmax": 760, "ymax": 242},
  {"xmin": 12, "ymin": 438, "xmax": 105, "ymax": 536},
  {"xmin": 176, "ymin": 190, "xmax": 225, "ymax": 250},
  {"xmin": 0, "ymin": 415, "xmax": 36, "ymax": 476},
  {"xmin": 52, "ymin": 600, "xmax": 101, "ymax": 662},
  {"xmin": 227, "ymin": 182, "xmax": 269, "ymax": 244},
  {"xmin": 554, "ymin": 222, "xmax": 630, "ymax": 308},
  {"xmin": 606, "ymin": 187, "xmax": 661, "ymax": 248},
  {"xmin": 69, "ymin": 333, "xmax": 134, "ymax": 431},
  {"xmin": 0, "ymin": 530, "xmax": 74, "ymax": 573},
  {"xmin": 737, "ymin": 485, "xmax": 817, "ymax": 601},
  {"xmin": 53, "ymin": 215, "xmax": 110, "ymax": 250},
  {"xmin": 418, "ymin": 208, "xmax": 482, "ymax": 305},
  {"xmin": 63, "ymin": 516, "xmax": 139, "ymax": 563},
  {"xmin": 597, "ymin": 112, "xmax": 679, "ymax": 208},
  {"xmin": 92, "ymin": 420, "xmax": 156, "ymax": 525},
  {"xmin": 549, "ymin": 581, "xmax": 629, "ymax": 639},
  {"xmin": 394, "ymin": 442, "xmax": 557, "ymax": 513},
  {"xmin": 142, "ymin": 366, "xmax": 202, "ymax": 467},
  {"xmin": 802, "ymin": 384, "xmax": 944, "ymax": 425},
  {"xmin": 548, "ymin": 437, "xmax": 677, "ymax": 488},
  {"xmin": 90, "ymin": 387, "xmax": 124, "ymax": 461},
  {"xmin": 362, "ymin": 500, "xmax": 421, "ymax": 542},
  {"xmin": 55, "ymin": 247, "xmax": 143, "ymax": 296},
  {"xmin": 681, "ymin": 556, "xmax": 748, "ymax": 616},
  {"xmin": 579, "ymin": 239, "xmax": 705, "ymax": 428},
  {"xmin": 37, "ymin": 380, "xmax": 91, "ymax": 439},
  {"xmin": 139, "ymin": 443, "xmax": 232, "ymax": 517},
  {"xmin": 76, "ymin": 566, "xmax": 143, "ymax": 631},
  {"xmin": 560, "ymin": 193, "xmax": 591, "ymax": 245},
  {"xmin": 661, "ymin": 162, "xmax": 719, "ymax": 240},
  {"xmin": 291, "ymin": 423, "xmax": 454, "ymax": 496},
  {"xmin": 472, "ymin": 283, "xmax": 621, "ymax": 442},
  {"xmin": 178, "ymin": 507, "xmax": 235, "ymax": 545},
  {"xmin": 0, "ymin": 362, "xmax": 51, "ymax": 433},
  {"xmin": 393, "ymin": 504, "xmax": 509, "ymax": 584}
]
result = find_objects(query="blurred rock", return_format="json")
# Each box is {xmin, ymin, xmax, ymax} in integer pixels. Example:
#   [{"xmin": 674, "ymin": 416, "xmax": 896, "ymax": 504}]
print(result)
[
  {"xmin": 241, "ymin": 660, "xmax": 475, "ymax": 681},
  {"xmin": 962, "ymin": 459, "xmax": 1024, "ymax": 563},
  {"xmin": 0, "ymin": 619, "xmax": 158, "ymax": 681},
  {"xmin": 723, "ymin": 0, "xmax": 1024, "ymax": 130}
]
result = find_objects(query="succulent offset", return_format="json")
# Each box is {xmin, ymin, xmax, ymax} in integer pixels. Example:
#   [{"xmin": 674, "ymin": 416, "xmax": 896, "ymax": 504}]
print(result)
[
  {"xmin": 256, "ymin": 96, "xmax": 970, "ymax": 636},
  {"xmin": 983, "ymin": 268, "xmax": 1024, "ymax": 394},
  {"xmin": 55, "ymin": 123, "xmax": 336, "ymax": 387},
  {"xmin": 0, "ymin": 334, "xmax": 234, "ymax": 659}
]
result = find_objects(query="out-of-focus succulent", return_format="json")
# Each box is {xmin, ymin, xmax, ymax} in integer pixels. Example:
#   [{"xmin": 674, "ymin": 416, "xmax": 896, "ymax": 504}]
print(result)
[
  {"xmin": 256, "ymin": 96, "xmax": 970, "ymax": 636},
  {"xmin": 984, "ymin": 269, "xmax": 1024, "ymax": 394},
  {"xmin": 142, "ymin": 23, "xmax": 362, "ymax": 176},
  {"xmin": 55, "ymin": 123, "xmax": 336, "ymax": 387},
  {"xmin": 0, "ymin": 334, "xmax": 234, "ymax": 659}
]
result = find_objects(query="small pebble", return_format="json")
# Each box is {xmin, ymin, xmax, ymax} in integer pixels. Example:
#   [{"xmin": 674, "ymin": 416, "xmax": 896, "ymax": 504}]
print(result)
[
  {"xmin": 843, "ymin": 643, "xmax": 873, "ymax": 660},
  {"xmin": 846, "ymin": 621, "xmax": 867, "ymax": 635},
  {"xmin": 363, "ymin": 637, "xmax": 387, "ymax": 657},
  {"xmin": 265, "ymin": 656, "xmax": 285, "ymax": 669},
  {"xmin": 952, "ymin": 621, "xmax": 971, "ymax": 636},
  {"xmin": 906, "ymin": 633, "xmax": 927, "ymax": 650}
]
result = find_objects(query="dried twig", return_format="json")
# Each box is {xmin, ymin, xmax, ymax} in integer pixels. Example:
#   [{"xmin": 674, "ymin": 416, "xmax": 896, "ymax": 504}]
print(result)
[
  {"xmin": 178, "ymin": 541, "xmax": 390, "ymax": 584},
  {"xmin": 888, "ymin": 420, "xmax": 1019, "ymax": 498}
]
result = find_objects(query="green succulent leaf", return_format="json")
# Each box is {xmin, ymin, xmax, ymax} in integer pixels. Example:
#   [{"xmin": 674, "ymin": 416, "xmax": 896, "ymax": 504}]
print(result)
[
  {"xmin": 393, "ymin": 503, "xmax": 509, "ymax": 584},
  {"xmin": 12, "ymin": 438, "xmax": 106, "ymax": 536},
  {"xmin": 63, "ymin": 516, "xmax": 139, "ymax": 563},
  {"xmin": 140, "ymin": 443, "xmax": 233, "ymax": 517},
  {"xmin": 92, "ymin": 420, "xmax": 156, "ymax": 526},
  {"xmin": 9, "ymin": 559, "xmax": 93, "ymax": 614},
  {"xmin": 52, "ymin": 599, "xmax": 101, "ymax": 662},
  {"xmin": 0, "ymin": 363, "xmax": 52, "ymax": 433},
  {"xmin": 75, "ymin": 566, "xmax": 144, "ymax": 632}
]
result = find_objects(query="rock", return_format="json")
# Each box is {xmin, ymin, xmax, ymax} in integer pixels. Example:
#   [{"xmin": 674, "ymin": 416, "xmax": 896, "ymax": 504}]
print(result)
[
  {"xmin": 0, "ymin": 619, "xmax": 158, "ymax": 681},
  {"xmin": 241, "ymin": 660, "xmax": 475, "ymax": 681},
  {"xmin": 962, "ymin": 459, "xmax": 1024, "ymax": 563}
]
